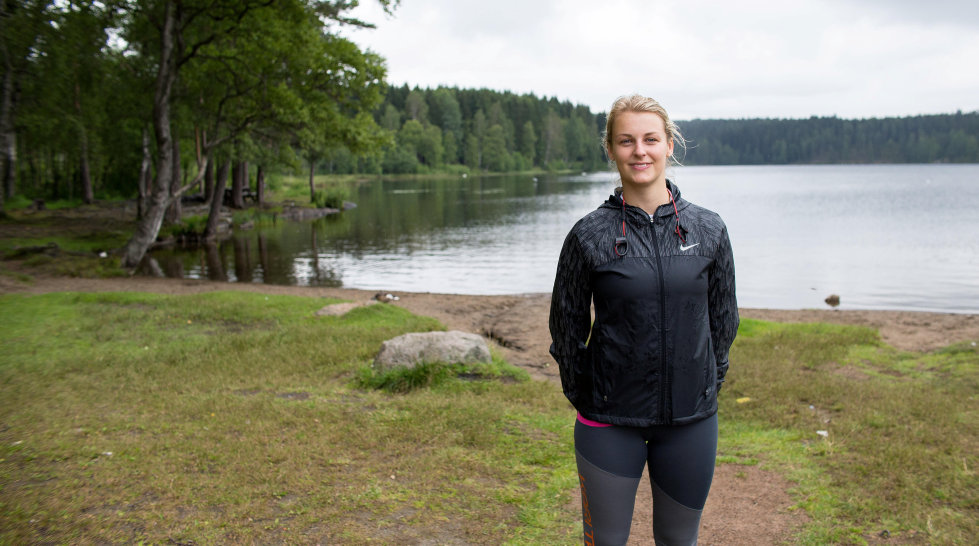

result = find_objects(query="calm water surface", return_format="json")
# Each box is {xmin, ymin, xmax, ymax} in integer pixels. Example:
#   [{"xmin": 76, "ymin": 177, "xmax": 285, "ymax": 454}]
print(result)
[{"xmin": 148, "ymin": 164, "xmax": 979, "ymax": 313}]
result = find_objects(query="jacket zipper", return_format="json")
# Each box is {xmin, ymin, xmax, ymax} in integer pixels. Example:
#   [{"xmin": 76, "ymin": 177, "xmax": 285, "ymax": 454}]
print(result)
[{"xmin": 648, "ymin": 214, "xmax": 670, "ymax": 422}]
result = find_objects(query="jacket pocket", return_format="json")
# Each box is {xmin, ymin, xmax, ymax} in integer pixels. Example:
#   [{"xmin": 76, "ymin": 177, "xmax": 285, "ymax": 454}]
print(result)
[{"xmin": 672, "ymin": 335, "xmax": 713, "ymax": 418}]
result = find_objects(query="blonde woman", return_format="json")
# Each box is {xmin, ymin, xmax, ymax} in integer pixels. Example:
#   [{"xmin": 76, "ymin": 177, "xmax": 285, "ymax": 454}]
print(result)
[{"xmin": 549, "ymin": 94, "xmax": 739, "ymax": 545}]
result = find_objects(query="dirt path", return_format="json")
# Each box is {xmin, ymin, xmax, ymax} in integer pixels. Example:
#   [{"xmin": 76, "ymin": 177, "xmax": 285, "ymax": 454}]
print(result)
[{"xmin": 4, "ymin": 275, "xmax": 978, "ymax": 544}]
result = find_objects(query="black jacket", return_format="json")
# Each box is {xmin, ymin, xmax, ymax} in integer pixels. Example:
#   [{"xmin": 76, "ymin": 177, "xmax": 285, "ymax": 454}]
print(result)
[{"xmin": 549, "ymin": 181, "xmax": 739, "ymax": 427}]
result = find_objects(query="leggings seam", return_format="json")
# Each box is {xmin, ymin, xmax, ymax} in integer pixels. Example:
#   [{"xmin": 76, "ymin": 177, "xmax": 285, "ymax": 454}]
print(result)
[
  {"xmin": 650, "ymin": 476, "xmax": 702, "ymax": 511},
  {"xmin": 574, "ymin": 448, "xmax": 643, "ymax": 480}
]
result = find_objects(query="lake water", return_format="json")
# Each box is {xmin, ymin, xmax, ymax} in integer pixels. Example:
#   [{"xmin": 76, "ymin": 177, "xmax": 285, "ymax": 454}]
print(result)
[{"xmin": 148, "ymin": 164, "xmax": 979, "ymax": 313}]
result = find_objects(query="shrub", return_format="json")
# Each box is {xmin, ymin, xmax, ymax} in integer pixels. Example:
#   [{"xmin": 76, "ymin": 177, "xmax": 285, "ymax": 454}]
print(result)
[{"xmin": 312, "ymin": 187, "xmax": 348, "ymax": 209}]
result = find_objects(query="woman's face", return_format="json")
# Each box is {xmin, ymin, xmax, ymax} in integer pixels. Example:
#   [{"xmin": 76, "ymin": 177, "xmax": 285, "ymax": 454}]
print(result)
[{"xmin": 608, "ymin": 111, "xmax": 674, "ymax": 190}]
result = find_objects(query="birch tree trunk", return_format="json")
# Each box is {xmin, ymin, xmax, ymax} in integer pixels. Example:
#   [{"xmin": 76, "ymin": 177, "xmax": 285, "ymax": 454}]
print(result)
[
  {"xmin": 0, "ymin": 64, "xmax": 16, "ymax": 211},
  {"xmin": 122, "ymin": 0, "xmax": 177, "ymax": 267},
  {"xmin": 137, "ymin": 128, "xmax": 152, "ymax": 219},
  {"xmin": 166, "ymin": 137, "xmax": 182, "ymax": 223}
]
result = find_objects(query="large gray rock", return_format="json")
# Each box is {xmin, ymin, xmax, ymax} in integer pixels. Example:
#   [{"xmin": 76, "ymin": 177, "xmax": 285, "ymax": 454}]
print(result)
[{"xmin": 374, "ymin": 331, "xmax": 491, "ymax": 371}]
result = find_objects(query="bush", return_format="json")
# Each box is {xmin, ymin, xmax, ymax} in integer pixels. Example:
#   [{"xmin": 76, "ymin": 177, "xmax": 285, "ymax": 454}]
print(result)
[
  {"xmin": 162, "ymin": 215, "xmax": 207, "ymax": 238},
  {"xmin": 312, "ymin": 186, "xmax": 348, "ymax": 209}
]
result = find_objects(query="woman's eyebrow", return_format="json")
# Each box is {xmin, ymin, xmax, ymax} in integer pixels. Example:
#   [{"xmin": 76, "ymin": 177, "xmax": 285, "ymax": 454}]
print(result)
[{"xmin": 615, "ymin": 131, "xmax": 663, "ymax": 137}]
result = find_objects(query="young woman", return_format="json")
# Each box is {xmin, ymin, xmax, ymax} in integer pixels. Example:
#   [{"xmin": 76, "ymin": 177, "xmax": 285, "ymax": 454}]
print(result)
[{"xmin": 549, "ymin": 94, "xmax": 739, "ymax": 545}]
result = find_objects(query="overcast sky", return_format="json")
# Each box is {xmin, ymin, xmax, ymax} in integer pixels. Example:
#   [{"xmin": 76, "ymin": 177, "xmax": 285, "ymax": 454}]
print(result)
[{"xmin": 341, "ymin": 0, "xmax": 979, "ymax": 120}]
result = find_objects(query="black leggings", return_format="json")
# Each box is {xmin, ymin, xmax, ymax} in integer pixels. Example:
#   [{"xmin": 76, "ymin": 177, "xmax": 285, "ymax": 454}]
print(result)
[{"xmin": 574, "ymin": 414, "xmax": 718, "ymax": 546}]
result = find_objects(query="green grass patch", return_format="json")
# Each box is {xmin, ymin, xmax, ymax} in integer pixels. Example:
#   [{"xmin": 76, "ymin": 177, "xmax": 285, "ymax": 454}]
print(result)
[
  {"xmin": 356, "ymin": 353, "xmax": 530, "ymax": 393},
  {"xmin": 0, "ymin": 231, "xmax": 130, "ymax": 255},
  {"xmin": 0, "ymin": 291, "xmax": 578, "ymax": 544},
  {"xmin": 721, "ymin": 318, "xmax": 978, "ymax": 544},
  {"xmin": 1, "ymin": 298, "xmax": 975, "ymax": 543}
]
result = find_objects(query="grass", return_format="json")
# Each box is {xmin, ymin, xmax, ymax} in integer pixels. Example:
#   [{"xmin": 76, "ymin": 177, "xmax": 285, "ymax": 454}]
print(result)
[
  {"xmin": 0, "ymin": 291, "xmax": 578, "ymax": 544},
  {"xmin": 0, "ymin": 295, "xmax": 976, "ymax": 544},
  {"xmin": 721, "ymin": 319, "xmax": 978, "ymax": 544}
]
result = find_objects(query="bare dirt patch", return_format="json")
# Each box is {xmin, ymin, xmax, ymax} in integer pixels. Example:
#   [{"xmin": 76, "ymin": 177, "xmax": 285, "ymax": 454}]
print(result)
[{"xmin": 4, "ymin": 275, "xmax": 978, "ymax": 543}]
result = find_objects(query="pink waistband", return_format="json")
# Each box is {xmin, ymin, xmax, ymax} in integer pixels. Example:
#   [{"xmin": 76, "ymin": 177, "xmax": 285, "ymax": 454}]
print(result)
[{"xmin": 576, "ymin": 412, "xmax": 613, "ymax": 428}]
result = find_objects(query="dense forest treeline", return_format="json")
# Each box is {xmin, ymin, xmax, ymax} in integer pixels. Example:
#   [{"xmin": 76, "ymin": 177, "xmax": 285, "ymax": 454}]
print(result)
[
  {"xmin": 313, "ymin": 84, "xmax": 606, "ymax": 175},
  {"xmin": 318, "ymin": 86, "xmax": 979, "ymax": 174},
  {"xmin": 680, "ymin": 113, "xmax": 979, "ymax": 165},
  {"xmin": 1, "ymin": 2, "xmax": 977, "ymax": 263}
]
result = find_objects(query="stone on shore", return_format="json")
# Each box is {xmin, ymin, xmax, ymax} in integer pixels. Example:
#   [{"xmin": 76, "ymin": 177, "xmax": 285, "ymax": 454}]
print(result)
[{"xmin": 374, "ymin": 331, "xmax": 491, "ymax": 372}]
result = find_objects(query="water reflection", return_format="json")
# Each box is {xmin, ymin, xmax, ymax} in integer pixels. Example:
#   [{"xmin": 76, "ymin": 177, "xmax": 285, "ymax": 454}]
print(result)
[
  {"xmin": 146, "ymin": 173, "xmax": 606, "ymax": 290},
  {"xmin": 142, "ymin": 165, "xmax": 979, "ymax": 313}
]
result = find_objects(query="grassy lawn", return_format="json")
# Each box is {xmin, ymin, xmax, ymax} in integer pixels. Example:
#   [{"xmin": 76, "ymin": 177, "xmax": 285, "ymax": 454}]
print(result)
[
  {"xmin": 0, "ymin": 292, "xmax": 976, "ymax": 544},
  {"xmin": 0, "ymin": 292, "xmax": 577, "ymax": 544},
  {"xmin": 723, "ymin": 320, "xmax": 978, "ymax": 544}
]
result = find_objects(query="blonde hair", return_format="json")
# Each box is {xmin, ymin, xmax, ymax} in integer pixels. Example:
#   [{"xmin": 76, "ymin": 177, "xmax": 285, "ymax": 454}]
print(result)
[{"xmin": 603, "ymin": 94, "xmax": 686, "ymax": 165}]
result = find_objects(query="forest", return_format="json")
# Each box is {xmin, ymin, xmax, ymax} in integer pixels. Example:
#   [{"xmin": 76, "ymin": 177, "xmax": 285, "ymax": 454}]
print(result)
[
  {"xmin": 680, "ymin": 113, "xmax": 979, "ymax": 165},
  {"xmin": 2, "ymin": 1, "xmax": 978, "ymax": 265}
]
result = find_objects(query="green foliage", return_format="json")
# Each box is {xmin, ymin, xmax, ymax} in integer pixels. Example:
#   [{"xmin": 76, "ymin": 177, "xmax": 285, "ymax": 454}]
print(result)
[
  {"xmin": 312, "ymin": 186, "xmax": 349, "ymax": 209},
  {"xmin": 683, "ymin": 113, "xmax": 979, "ymax": 164},
  {"xmin": 6, "ymin": 0, "xmax": 391, "ymax": 209},
  {"xmin": 162, "ymin": 214, "xmax": 208, "ymax": 238},
  {"xmin": 371, "ymin": 85, "xmax": 603, "ymax": 174}
]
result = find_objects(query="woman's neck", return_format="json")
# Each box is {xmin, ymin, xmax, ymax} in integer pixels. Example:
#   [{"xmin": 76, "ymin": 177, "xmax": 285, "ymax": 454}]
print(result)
[{"xmin": 621, "ymin": 180, "xmax": 670, "ymax": 215}]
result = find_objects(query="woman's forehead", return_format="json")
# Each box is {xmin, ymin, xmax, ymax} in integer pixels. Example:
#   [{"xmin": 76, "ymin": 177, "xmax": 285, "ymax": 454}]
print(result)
[{"xmin": 613, "ymin": 112, "xmax": 666, "ymax": 134}]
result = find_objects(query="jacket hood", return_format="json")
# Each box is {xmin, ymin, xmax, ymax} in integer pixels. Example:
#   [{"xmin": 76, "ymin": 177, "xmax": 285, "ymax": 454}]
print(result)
[{"xmin": 602, "ymin": 180, "xmax": 691, "ymax": 219}]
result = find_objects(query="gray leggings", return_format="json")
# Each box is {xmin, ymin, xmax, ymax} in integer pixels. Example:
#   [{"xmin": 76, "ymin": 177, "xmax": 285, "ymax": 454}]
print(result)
[{"xmin": 574, "ymin": 414, "xmax": 718, "ymax": 546}]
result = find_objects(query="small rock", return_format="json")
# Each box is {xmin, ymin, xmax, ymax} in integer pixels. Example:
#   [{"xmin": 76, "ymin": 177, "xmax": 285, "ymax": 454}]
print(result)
[
  {"xmin": 816, "ymin": 430, "xmax": 829, "ymax": 438},
  {"xmin": 374, "ymin": 331, "xmax": 491, "ymax": 372}
]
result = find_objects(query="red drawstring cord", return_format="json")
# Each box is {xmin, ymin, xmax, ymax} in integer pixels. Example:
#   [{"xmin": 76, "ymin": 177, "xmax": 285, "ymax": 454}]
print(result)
[
  {"xmin": 667, "ymin": 189, "xmax": 686, "ymax": 243},
  {"xmin": 621, "ymin": 189, "xmax": 686, "ymax": 243}
]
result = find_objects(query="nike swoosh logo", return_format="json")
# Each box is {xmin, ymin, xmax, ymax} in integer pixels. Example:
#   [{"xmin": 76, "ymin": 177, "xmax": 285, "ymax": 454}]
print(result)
[{"xmin": 680, "ymin": 243, "xmax": 700, "ymax": 251}]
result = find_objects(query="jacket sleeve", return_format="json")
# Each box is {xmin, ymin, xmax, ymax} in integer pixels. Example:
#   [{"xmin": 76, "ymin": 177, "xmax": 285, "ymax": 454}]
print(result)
[
  {"xmin": 708, "ymin": 224, "xmax": 739, "ymax": 392},
  {"xmin": 549, "ymin": 228, "xmax": 592, "ymax": 402}
]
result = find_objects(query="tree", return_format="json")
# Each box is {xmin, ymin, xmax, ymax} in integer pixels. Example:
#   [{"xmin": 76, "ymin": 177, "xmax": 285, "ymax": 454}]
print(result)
[
  {"xmin": 404, "ymin": 89, "xmax": 428, "ymax": 122},
  {"xmin": 119, "ymin": 0, "xmax": 396, "ymax": 267},
  {"xmin": 542, "ymin": 111, "xmax": 565, "ymax": 166},
  {"xmin": 520, "ymin": 121, "xmax": 537, "ymax": 165},
  {"xmin": 429, "ymin": 87, "xmax": 461, "ymax": 163},
  {"xmin": 463, "ymin": 133, "xmax": 479, "ymax": 169},
  {"xmin": 482, "ymin": 124, "xmax": 508, "ymax": 171},
  {"xmin": 1, "ymin": 0, "xmax": 55, "ymax": 214}
]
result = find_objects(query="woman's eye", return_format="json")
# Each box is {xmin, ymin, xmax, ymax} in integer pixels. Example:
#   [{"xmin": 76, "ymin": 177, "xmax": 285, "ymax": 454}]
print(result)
[{"xmin": 619, "ymin": 139, "xmax": 632, "ymax": 145}]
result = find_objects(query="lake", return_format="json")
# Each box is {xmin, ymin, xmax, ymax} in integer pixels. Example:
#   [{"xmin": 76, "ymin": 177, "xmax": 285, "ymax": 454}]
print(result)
[{"xmin": 148, "ymin": 164, "xmax": 979, "ymax": 313}]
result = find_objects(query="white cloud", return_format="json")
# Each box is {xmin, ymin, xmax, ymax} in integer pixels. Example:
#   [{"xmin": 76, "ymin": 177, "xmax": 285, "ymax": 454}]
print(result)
[{"xmin": 343, "ymin": 0, "xmax": 979, "ymax": 119}]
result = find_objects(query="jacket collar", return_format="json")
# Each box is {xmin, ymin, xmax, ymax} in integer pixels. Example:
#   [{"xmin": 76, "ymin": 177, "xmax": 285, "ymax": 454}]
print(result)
[{"xmin": 604, "ymin": 180, "xmax": 690, "ymax": 218}]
